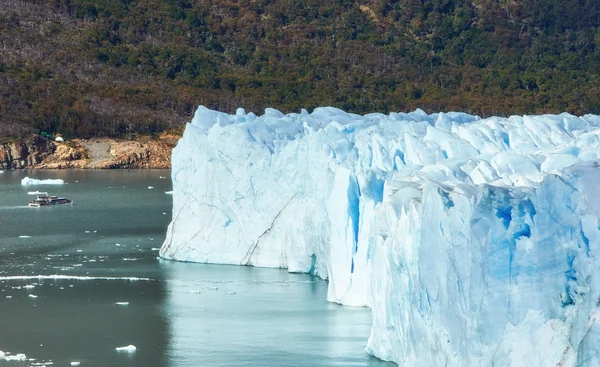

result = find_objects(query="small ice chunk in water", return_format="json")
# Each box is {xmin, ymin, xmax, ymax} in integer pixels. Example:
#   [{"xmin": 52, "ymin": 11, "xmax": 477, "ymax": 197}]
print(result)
[
  {"xmin": 0, "ymin": 351, "xmax": 27, "ymax": 361},
  {"xmin": 115, "ymin": 302, "xmax": 129, "ymax": 306},
  {"xmin": 165, "ymin": 191, "xmax": 173, "ymax": 195},
  {"xmin": 115, "ymin": 244, "xmax": 121, "ymax": 247},
  {"xmin": 19, "ymin": 236, "xmax": 31, "ymax": 238},
  {"xmin": 148, "ymin": 186, "xmax": 154, "ymax": 189},
  {"xmin": 115, "ymin": 345, "xmax": 136, "ymax": 352},
  {"xmin": 71, "ymin": 362, "xmax": 80, "ymax": 366},
  {"xmin": 84, "ymin": 231, "xmax": 90, "ymax": 233},
  {"xmin": 5, "ymin": 296, "xmax": 12, "ymax": 299},
  {"xmin": 21, "ymin": 177, "xmax": 64, "ymax": 185},
  {"xmin": 23, "ymin": 284, "xmax": 35, "ymax": 289},
  {"xmin": 77, "ymin": 250, "xmax": 82, "ymax": 253},
  {"xmin": 28, "ymin": 294, "xmax": 38, "ymax": 298}
]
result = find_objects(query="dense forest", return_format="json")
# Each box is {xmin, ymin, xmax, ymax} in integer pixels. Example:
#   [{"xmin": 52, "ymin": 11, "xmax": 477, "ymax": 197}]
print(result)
[{"xmin": 0, "ymin": 0, "xmax": 599, "ymax": 137}]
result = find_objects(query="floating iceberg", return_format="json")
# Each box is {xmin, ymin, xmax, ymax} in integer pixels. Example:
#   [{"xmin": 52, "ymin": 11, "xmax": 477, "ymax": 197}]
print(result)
[
  {"xmin": 161, "ymin": 106, "xmax": 600, "ymax": 366},
  {"xmin": 21, "ymin": 177, "xmax": 64, "ymax": 185},
  {"xmin": 115, "ymin": 345, "xmax": 136, "ymax": 352}
]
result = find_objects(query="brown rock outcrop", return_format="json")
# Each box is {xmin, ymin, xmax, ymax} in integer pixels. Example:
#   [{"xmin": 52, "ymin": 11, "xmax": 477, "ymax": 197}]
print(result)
[
  {"xmin": 0, "ymin": 136, "xmax": 56, "ymax": 169},
  {"xmin": 0, "ymin": 133, "xmax": 179, "ymax": 169}
]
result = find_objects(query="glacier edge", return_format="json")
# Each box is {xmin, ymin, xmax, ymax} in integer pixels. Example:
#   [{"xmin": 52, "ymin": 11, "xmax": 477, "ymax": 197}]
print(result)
[{"xmin": 161, "ymin": 106, "xmax": 600, "ymax": 366}]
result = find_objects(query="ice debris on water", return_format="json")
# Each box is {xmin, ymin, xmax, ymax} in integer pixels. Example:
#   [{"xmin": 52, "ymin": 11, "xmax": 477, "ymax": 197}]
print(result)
[
  {"xmin": 115, "ymin": 302, "xmax": 129, "ymax": 306},
  {"xmin": 21, "ymin": 177, "xmax": 64, "ymax": 185},
  {"xmin": 0, "ymin": 350, "xmax": 27, "ymax": 361},
  {"xmin": 71, "ymin": 362, "xmax": 80, "ymax": 366},
  {"xmin": 115, "ymin": 345, "xmax": 136, "ymax": 352}
]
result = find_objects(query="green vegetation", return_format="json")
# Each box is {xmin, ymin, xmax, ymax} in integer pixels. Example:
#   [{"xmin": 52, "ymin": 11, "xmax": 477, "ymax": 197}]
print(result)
[{"xmin": 1, "ymin": 0, "xmax": 599, "ymax": 137}]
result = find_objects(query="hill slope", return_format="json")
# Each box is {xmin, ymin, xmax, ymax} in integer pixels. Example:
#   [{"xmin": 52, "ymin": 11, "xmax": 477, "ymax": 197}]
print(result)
[{"xmin": 1, "ymin": 0, "xmax": 599, "ymax": 138}]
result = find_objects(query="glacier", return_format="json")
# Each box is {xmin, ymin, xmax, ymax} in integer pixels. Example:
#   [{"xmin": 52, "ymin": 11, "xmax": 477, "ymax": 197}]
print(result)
[{"xmin": 160, "ymin": 106, "xmax": 600, "ymax": 366}]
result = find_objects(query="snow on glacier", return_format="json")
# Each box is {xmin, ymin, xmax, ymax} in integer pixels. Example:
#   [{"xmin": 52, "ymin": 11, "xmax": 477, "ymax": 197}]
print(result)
[{"xmin": 160, "ymin": 106, "xmax": 600, "ymax": 366}]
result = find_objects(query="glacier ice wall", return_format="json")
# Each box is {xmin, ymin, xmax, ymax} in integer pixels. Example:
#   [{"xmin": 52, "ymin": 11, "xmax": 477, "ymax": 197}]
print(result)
[{"xmin": 161, "ymin": 106, "xmax": 600, "ymax": 366}]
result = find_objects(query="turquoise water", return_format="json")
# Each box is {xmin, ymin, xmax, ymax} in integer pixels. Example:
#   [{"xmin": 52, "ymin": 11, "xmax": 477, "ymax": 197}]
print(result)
[{"xmin": 0, "ymin": 170, "xmax": 393, "ymax": 367}]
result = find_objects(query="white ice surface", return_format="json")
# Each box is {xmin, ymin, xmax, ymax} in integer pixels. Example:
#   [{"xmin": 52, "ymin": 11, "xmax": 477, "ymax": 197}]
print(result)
[
  {"xmin": 0, "ymin": 350, "xmax": 27, "ymax": 361},
  {"xmin": 161, "ymin": 106, "xmax": 600, "ymax": 366},
  {"xmin": 21, "ymin": 177, "xmax": 64, "ymax": 185},
  {"xmin": 0, "ymin": 275, "xmax": 151, "ymax": 281},
  {"xmin": 115, "ymin": 345, "xmax": 136, "ymax": 352}
]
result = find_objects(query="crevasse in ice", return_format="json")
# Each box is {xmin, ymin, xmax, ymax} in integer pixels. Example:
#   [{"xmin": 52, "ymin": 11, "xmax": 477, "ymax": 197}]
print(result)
[{"xmin": 160, "ymin": 106, "xmax": 600, "ymax": 366}]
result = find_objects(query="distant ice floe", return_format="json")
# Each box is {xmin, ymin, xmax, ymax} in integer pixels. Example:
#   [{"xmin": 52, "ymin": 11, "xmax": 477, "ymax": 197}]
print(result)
[
  {"xmin": 164, "ymin": 191, "xmax": 173, "ymax": 195},
  {"xmin": 27, "ymin": 191, "xmax": 44, "ymax": 195},
  {"xmin": 0, "ymin": 350, "xmax": 27, "ymax": 361},
  {"xmin": 148, "ymin": 186, "xmax": 154, "ymax": 189},
  {"xmin": 71, "ymin": 362, "xmax": 81, "ymax": 366},
  {"xmin": 28, "ymin": 294, "xmax": 38, "ymax": 298},
  {"xmin": 115, "ymin": 345, "xmax": 136, "ymax": 352},
  {"xmin": 19, "ymin": 236, "xmax": 31, "ymax": 238},
  {"xmin": 115, "ymin": 302, "xmax": 129, "ymax": 306},
  {"xmin": 21, "ymin": 177, "xmax": 64, "ymax": 185},
  {"xmin": 0, "ymin": 275, "xmax": 151, "ymax": 281}
]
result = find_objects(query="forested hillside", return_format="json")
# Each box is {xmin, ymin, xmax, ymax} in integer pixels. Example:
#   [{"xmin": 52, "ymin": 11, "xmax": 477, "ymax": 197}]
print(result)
[{"xmin": 1, "ymin": 0, "xmax": 599, "ymax": 137}]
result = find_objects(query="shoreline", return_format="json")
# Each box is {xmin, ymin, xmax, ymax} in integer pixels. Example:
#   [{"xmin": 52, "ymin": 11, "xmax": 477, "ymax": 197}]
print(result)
[{"xmin": 0, "ymin": 134, "xmax": 179, "ymax": 170}]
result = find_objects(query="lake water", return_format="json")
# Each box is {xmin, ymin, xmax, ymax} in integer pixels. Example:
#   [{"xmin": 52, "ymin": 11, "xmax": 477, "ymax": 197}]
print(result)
[{"xmin": 0, "ymin": 170, "xmax": 394, "ymax": 367}]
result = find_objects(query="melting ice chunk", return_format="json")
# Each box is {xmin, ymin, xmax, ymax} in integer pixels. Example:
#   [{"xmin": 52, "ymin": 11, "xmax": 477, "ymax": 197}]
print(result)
[
  {"xmin": 115, "ymin": 345, "xmax": 136, "ymax": 352},
  {"xmin": 21, "ymin": 177, "xmax": 64, "ymax": 185}
]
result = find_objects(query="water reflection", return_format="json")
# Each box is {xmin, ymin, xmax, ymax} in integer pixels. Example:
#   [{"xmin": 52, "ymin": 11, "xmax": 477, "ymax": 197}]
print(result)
[{"xmin": 161, "ymin": 261, "xmax": 394, "ymax": 367}]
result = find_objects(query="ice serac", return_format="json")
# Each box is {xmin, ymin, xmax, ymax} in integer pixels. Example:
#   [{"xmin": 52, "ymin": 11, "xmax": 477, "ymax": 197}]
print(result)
[{"xmin": 161, "ymin": 106, "xmax": 600, "ymax": 366}]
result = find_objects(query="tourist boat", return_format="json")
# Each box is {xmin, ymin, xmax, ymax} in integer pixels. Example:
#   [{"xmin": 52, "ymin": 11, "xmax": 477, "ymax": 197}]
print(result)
[{"xmin": 28, "ymin": 192, "xmax": 72, "ymax": 207}]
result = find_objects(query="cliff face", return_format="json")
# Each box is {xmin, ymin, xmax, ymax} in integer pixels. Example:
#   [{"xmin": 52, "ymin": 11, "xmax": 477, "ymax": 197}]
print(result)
[
  {"xmin": 0, "ymin": 134, "xmax": 178, "ymax": 169},
  {"xmin": 0, "ymin": 136, "xmax": 58, "ymax": 169}
]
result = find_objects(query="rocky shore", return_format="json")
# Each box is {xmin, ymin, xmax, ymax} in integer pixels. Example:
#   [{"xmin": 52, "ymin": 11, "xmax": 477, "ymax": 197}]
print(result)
[{"xmin": 0, "ymin": 133, "xmax": 179, "ymax": 169}]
